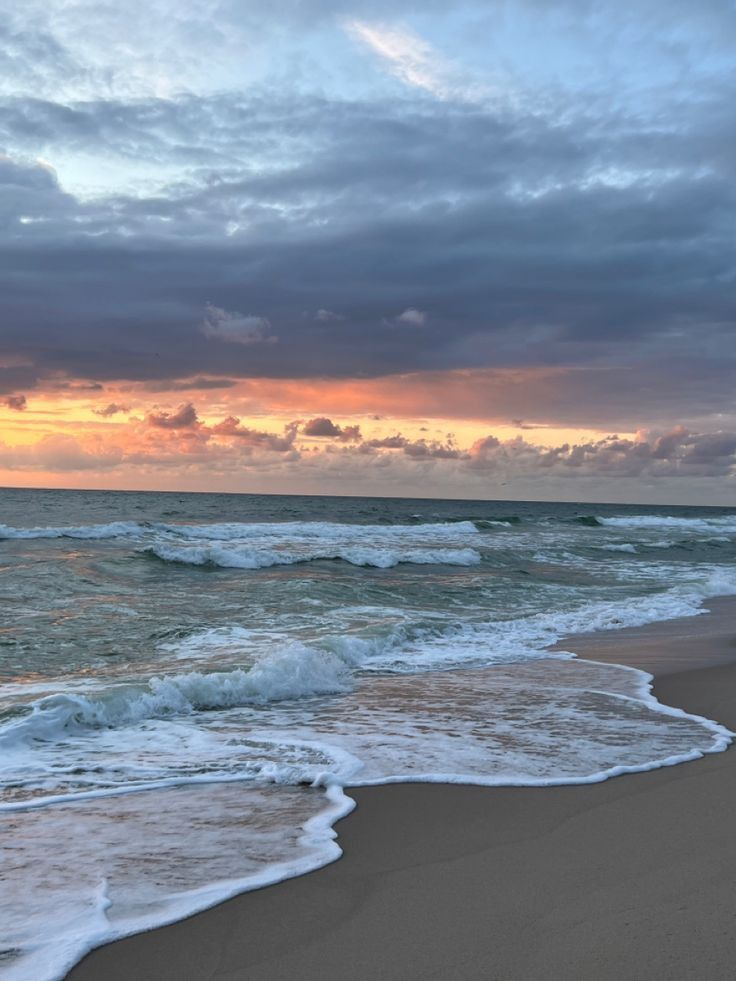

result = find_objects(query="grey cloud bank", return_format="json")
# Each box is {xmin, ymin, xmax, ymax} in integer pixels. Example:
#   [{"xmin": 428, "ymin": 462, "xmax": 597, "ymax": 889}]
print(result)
[{"xmin": 1, "ymin": 0, "xmax": 735, "ymax": 451}]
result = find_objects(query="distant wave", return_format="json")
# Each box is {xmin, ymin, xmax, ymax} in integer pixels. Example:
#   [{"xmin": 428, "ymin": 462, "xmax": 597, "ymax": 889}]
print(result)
[
  {"xmin": 0, "ymin": 518, "xmax": 480, "ymax": 542},
  {"xmin": 0, "ymin": 520, "xmax": 146, "ymax": 540},
  {"xmin": 442, "ymin": 516, "xmax": 521, "ymax": 529},
  {"xmin": 3, "ymin": 512, "xmax": 735, "ymax": 544},
  {"xmin": 144, "ymin": 543, "xmax": 482, "ymax": 569},
  {"xmin": 1, "ymin": 516, "xmax": 486, "ymax": 569},
  {"xmin": 596, "ymin": 515, "xmax": 736, "ymax": 534},
  {"xmin": 152, "ymin": 519, "xmax": 481, "ymax": 541}
]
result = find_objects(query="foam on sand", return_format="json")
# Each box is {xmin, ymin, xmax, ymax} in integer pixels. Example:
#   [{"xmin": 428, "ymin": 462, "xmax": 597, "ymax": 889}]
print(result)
[{"xmin": 0, "ymin": 656, "xmax": 731, "ymax": 981}]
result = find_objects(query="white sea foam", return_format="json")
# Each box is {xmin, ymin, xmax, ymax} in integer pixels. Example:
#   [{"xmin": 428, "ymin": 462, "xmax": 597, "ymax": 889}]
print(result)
[
  {"xmin": 0, "ymin": 782, "xmax": 354, "ymax": 981},
  {"xmin": 146, "ymin": 542, "xmax": 482, "ymax": 569},
  {"xmin": 597, "ymin": 514, "xmax": 736, "ymax": 534},
  {"xmin": 640, "ymin": 536, "xmax": 732, "ymax": 549},
  {"xmin": 0, "ymin": 660, "xmax": 730, "ymax": 981},
  {"xmin": 0, "ymin": 645, "xmax": 352, "ymax": 751},
  {"xmin": 4, "ymin": 565, "xmax": 735, "ymax": 762},
  {"xmin": 0, "ymin": 520, "xmax": 145, "ymax": 540},
  {"xmin": 154, "ymin": 519, "xmax": 480, "ymax": 540},
  {"xmin": 0, "ymin": 518, "xmax": 480, "ymax": 543},
  {"xmin": 1, "ymin": 517, "xmax": 485, "ymax": 569}
]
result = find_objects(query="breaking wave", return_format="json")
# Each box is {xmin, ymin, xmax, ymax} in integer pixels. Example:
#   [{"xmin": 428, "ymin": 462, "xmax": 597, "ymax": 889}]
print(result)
[
  {"xmin": 0, "ymin": 521, "xmax": 146, "ymax": 541},
  {"xmin": 596, "ymin": 514, "xmax": 736, "ymax": 534},
  {"xmin": 0, "ymin": 518, "xmax": 481, "ymax": 542},
  {"xmin": 0, "ymin": 645, "xmax": 352, "ymax": 750},
  {"xmin": 144, "ymin": 543, "xmax": 482, "ymax": 569}
]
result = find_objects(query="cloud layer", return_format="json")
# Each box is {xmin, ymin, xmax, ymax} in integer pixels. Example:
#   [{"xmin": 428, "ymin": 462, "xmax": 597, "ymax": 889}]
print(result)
[{"xmin": 1, "ymin": 1, "xmax": 735, "ymax": 498}]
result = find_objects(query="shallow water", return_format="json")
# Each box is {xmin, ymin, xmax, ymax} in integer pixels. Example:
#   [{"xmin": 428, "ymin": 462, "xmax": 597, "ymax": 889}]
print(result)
[{"xmin": 1, "ymin": 489, "xmax": 735, "ymax": 979}]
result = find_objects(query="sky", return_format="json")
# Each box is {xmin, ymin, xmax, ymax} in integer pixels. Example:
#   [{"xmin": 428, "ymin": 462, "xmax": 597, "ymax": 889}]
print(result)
[{"xmin": 1, "ymin": 0, "xmax": 735, "ymax": 503}]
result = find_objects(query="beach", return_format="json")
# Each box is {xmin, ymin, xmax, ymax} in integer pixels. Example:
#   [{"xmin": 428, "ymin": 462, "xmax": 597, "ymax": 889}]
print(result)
[{"xmin": 67, "ymin": 596, "xmax": 736, "ymax": 980}]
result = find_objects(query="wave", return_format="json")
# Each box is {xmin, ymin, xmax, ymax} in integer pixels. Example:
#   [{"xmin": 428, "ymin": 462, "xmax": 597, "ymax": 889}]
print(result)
[
  {"xmin": 441, "ymin": 516, "xmax": 521, "ymax": 529},
  {"xmin": 597, "ymin": 543, "xmax": 638, "ymax": 553},
  {"xmin": 8, "ymin": 561, "xmax": 733, "ymax": 751},
  {"xmin": 155, "ymin": 519, "xmax": 481, "ymax": 540},
  {"xmin": 0, "ymin": 645, "xmax": 352, "ymax": 749},
  {"xmin": 596, "ymin": 537, "xmax": 734, "ymax": 554},
  {"xmin": 0, "ymin": 520, "xmax": 146, "ymax": 541},
  {"xmin": 4, "ymin": 657, "xmax": 731, "ymax": 981},
  {"xmin": 4, "ymin": 512, "xmax": 734, "ymax": 546},
  {"xmin": 597, "ymin": 514, "xmax": 736, "ymax": 534},
  {"xmin": 145, "ymin": 543, "xmax": 482, "ymax": 569},
  {"xmin": 0, "ymin": 517, "xmax": 481, "ymax": 545}
]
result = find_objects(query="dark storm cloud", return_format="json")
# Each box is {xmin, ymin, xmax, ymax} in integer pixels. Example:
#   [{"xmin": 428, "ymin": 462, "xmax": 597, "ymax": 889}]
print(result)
[{"xmin": 1, "ymin": 16, "xmax": 735, "ymax": 431}]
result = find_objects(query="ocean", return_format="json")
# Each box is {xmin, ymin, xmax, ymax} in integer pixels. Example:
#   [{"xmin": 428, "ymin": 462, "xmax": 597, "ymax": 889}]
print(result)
[{"xmin": 2, "ymin": 487, "xmax": 735, "ymax": 979}]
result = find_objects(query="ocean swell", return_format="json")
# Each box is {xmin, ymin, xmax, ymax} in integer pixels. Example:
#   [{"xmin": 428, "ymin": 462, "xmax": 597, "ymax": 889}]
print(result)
[{"xmin": 144, "ymin": 543, "xmax": 482, "ymax": 569}]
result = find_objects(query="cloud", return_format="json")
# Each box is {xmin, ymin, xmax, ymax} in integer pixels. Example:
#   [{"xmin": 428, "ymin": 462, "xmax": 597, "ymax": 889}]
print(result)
[
  {"xmin": 364, "ymin": 432, "xmax": 462, "ymax": 458},
  {"xmin": 50, "ymin": 381, "xmax": 104, "ymax": 392},
  {"xmin": 315, "ymin": 309, "xmax": 345, "ymax": 322},
  {"xmin": 1, "ymin": 102, "xmax": 732, "ymax": 429},
  {"xmin": 2, "ymin": 406, "xmax": 735, "ymax": 501},
  {"xmin": 94, "ymin": 402, "xmax": 129, "ymax": 417},
  {"xmin": 0, "ymin": 434, "xmax": 123, "ymax": 471},
  {"xmin": 201, "ymin": 305, "xmax": 275, "ymax": 346},
  {"xmin": 141, "ymin": 378, "xmax": 238, "ymax": 392},
  {"xmin": 146, "ymin": 402, "xmax": 199, "ymax": 429},
  {"xmin": 467, "ymin": 427, "xmax": 736, "ymax": 478},
  {"xmin": 3, "ymin": 393, "xmax": 26, "ymax": 410},
  {"xmin": 210, "ymin": 416, "xmax": 299, "ymax": 452},
  {"xmin": 404, "ymin": 439, "xmax": 462, "ymax": 459},
  {"xmin": 345, "ymin": 20, "xmax": 453, "ymax": 99},
  {"xmin": 0, "ymin": 4, "xmax": 734, "ymax": 442},
  {"xmin": 365, "ymin": 433, "xmax": 410, "ymax": 449},
  {"xmin": 395, "ymin": 308, "xmax": 427, "ymax": 327},
  {"xmin": 301, "ymin": 417, "xmax": 362, "ymax": 441}
]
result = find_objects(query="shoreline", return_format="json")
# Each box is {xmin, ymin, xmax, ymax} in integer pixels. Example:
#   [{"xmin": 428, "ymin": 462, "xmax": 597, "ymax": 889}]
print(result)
[
  {"xmin": 552, "ymin": 594, "xmax": 736, "ymax": 677},
  {"xmin": 68, "ymin": 597, "xmax": 736, "ymax": 980}
]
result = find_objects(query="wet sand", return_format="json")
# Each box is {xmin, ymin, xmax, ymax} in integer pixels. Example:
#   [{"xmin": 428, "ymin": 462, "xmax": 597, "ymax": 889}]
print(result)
[{"xmin": 68, "ymin": 598, "xmax": 736, "ymax": 980}]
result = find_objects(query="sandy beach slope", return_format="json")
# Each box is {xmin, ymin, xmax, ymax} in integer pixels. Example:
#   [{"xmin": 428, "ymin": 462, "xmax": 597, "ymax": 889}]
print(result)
[{"xmin": 68, "ymin": 598, "xmax": 736, "ymax": 980}]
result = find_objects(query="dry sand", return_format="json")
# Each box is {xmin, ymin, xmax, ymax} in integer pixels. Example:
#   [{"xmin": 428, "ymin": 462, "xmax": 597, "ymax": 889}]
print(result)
[{"xmin": 68, "ymin": 598, "xmax": 736, "ymax": 981}]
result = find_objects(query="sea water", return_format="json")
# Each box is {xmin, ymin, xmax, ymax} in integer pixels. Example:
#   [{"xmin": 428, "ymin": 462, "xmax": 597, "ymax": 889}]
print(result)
[{"xmin": 1, "ymin": 489, "xmax": 735, "ymax": 979}]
